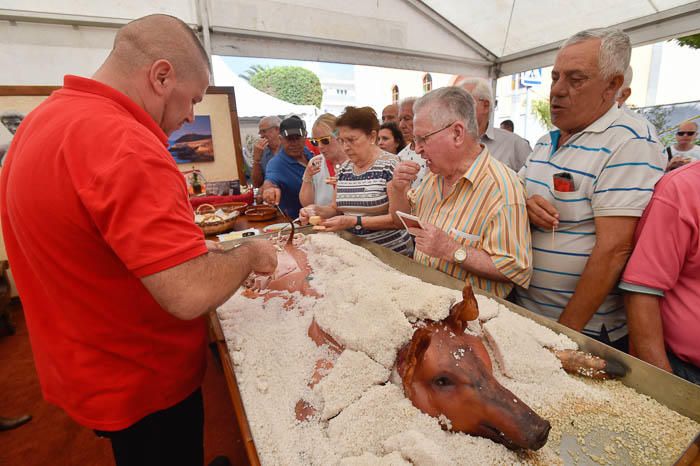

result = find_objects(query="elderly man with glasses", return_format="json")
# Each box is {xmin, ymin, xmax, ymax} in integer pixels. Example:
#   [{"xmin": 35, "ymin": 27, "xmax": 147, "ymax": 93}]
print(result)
[
  {"xmin": 516, "ymin": 29, "xmax": 665, "ymax": 351},
  {"xmin": 251, "ymin": 115, "xmax": 282, "ymax": 188},
  {"xmin": 390, "ymin": 87, "xmax": 532, "ymax": 298}
]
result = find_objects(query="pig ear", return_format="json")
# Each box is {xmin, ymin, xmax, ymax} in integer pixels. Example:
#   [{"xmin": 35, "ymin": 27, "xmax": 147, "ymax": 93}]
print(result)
[
  {"xmin": 401, "ymin": 328, "xmax": 433, "ymax": 397},
  {"xmin": 446, "ymin": 284, "xmax": 479, "ymax": 332}
]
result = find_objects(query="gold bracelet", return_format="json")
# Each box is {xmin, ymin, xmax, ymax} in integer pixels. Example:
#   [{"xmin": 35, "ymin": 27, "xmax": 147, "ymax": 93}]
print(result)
[{"xmin": 302, "ymin": 176, "xmax": 313, "ymax": 183}]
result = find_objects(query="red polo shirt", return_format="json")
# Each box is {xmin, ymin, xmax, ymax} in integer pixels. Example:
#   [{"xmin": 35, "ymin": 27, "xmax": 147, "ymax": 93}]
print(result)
[{"xmin": 0, "ymin": 76, "xmax": 209, "ymax": 431}]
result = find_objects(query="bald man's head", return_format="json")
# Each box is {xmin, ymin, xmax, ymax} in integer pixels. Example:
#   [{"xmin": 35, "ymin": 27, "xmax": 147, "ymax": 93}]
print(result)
[
  {"xmin": 109, "ymin": 14, "xmax": 210, "ymax": 78},
  {"xmin": 95, "ymin": 14, "xmax": 211, "ymax": 136}
]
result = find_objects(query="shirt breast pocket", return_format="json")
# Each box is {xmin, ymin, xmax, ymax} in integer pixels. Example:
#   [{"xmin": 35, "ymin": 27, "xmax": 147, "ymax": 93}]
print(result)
[{"xmin": 551, "ymin": 189, "xmax": 592, "ymax": 222}]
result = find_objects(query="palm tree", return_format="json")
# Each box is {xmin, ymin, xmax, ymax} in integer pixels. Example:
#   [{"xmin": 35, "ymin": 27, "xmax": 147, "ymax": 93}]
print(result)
[{"xmin": 239, "ymin": 64, "xmax": 269, "ymax": 82}]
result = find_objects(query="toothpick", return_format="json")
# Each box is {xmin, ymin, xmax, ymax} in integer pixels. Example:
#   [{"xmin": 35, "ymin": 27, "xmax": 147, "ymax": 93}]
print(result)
[{"xmin": 551, "ymin": 224, "xmax": 556, "ymax": 250}]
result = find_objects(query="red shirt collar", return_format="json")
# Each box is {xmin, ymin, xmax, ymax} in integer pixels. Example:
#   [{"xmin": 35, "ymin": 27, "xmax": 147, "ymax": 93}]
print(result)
[{"xmin": 61, "ymin": 75, "xmax": 169, "ymax": 146}]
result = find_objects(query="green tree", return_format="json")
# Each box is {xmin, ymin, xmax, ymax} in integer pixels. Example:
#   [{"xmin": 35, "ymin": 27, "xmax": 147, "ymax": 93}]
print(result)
[
  {"xmin": 239, "ymin": 64, "xmax": 269, "ymax": 82},
  {"xmin": 676, "ymin": 33, "xmax": 700, "ymax": 49},
  {"xmin": 249, "ymin": 66, "xmax": 323, "ymax": 107},
  {"xmin": 531, "ymin": 98, "xmax": 553, "ymax": 130}
]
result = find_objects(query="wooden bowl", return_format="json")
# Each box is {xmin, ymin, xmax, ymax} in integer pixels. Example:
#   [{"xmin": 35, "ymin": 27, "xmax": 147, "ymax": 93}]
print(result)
[
  {"xmin": 244, "ymin": 206, "xmax": 278, "ymax": 222},
  {"xmin": 196, "ymin": 202, "xmax": 247, "ymax": 215}
]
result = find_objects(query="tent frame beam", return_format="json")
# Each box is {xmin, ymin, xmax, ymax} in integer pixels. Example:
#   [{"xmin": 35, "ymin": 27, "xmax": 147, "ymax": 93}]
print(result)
[{"xmin": 497, "ymin": 0, "xmax": 700, "ymax": 76}]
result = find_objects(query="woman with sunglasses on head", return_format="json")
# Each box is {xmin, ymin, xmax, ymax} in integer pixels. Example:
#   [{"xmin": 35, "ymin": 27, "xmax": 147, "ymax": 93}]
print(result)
[
  {"xmin": 300, "ymin": 114, "xmax": 348, "ymax": 207},
  {"xmin": 377, "ymin": 121, "xmax": 406, "ymax": 155},
  {"xmin": 300, "ymin": 106, "xmax": 412, "ymax": 256}
]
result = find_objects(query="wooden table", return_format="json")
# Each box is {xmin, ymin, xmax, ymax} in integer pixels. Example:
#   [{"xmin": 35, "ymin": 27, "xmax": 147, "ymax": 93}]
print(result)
[{"xmin": 206, "ymin": 212, "xmax": 288, "ymax": 241}]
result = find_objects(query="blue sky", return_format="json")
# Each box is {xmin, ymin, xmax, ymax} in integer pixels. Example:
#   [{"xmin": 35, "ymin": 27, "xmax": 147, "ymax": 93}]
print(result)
[
  {"xmin": 219, "ymin": 56, "xmax": 354, "ymax": 81},
  {"xmin": 168, "ymin": 115, "xmax": 212, "ymax": 144}
]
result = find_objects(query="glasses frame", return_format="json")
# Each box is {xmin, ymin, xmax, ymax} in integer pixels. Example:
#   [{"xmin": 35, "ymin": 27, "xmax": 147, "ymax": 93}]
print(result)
[
  {"xmin": 676, "ymin": 131, "xmax": 697, "ymax": 137},
  {"xmin": 413, "ymin": 121, "xmax": 456, "ymax": 146}
]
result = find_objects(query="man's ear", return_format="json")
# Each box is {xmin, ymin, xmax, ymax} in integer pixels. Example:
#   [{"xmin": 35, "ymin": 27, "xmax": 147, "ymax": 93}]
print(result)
[
  {"xmin": 606, "ymin": 74, "xmax": 624, "ymax": 100},
  {"xmin": 149, "ymin": 59, "xmax": 176, "ymax": 97},
  {"xmin": 452, "ymin": 121, "xmax": 466, "ymax": 146}
]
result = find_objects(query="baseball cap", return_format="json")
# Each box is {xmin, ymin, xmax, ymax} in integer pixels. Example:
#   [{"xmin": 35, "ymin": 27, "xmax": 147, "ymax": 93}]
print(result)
[{"xmin": 279, "ymin": 115, "xmax": 307, "ymax": 137}]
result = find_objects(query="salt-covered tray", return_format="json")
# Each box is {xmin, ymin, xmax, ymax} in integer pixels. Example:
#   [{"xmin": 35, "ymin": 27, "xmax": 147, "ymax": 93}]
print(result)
[{"xmin": 212, "ymin": 231, "xmax": 700, "ymax": 465}]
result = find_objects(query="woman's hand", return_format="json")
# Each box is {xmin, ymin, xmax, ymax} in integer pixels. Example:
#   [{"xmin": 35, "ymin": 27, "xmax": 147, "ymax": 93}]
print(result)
[
  {"xmin": 299, "ymin": 205, "xmax": 318, "ymax": 226},
  {"xmin": 321, "ymin": 215, "xmax": 355, "ymax": 232},
  {"xmin": 304, "ymin": 155, "xmax": 323, "ymax": 179}
]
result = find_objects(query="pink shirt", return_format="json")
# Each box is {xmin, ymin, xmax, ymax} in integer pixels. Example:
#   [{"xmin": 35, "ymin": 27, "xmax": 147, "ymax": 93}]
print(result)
[{"xmin": 621, "ymin": 161, "xmax": 700, "ymax": 367}]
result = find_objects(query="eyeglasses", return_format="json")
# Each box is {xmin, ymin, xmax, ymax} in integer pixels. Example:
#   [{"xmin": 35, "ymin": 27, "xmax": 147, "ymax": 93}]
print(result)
[
  {"xmin": 337, "ymin": 136, "xmax": 362, "ymax": 146},
  {"xmin": 283, "ymin": 135, "xmax": 304, "ymax": 142},
  {"xmin": 413, "ymin": 121, "xmax": 456, "ymax": 146},
  {"xmin": 677, "ymin": 131, "xmax": 697, "ymax": 137},
  {"xmin": 310, "ymin": 136, "xmax": 332, "ymax": 146}
]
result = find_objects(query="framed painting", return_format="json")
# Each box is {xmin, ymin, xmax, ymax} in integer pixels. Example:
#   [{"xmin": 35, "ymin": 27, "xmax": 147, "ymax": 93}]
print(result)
[{"xmin": 0, "ymin": 85, "xmax": 246, "ymax": 183}]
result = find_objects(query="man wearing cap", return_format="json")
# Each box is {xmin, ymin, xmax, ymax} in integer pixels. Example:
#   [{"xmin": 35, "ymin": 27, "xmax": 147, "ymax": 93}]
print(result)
[{"xmin": 261, "ymin": 115, "xmax": 314, "ymax": 218}]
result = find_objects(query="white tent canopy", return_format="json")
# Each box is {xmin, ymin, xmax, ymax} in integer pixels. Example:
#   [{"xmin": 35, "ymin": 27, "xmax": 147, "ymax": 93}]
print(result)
[{"xmin": 2, "ymin": 0, "xmax": 700, "ymax": 84}]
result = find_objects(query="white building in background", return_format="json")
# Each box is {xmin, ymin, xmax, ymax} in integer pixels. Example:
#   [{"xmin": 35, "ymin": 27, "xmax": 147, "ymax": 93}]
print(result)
[
  {"xmin": 350, "ymin": 66, "xmax": 454, "ymax": 117},
  {"xmin": 494, "ymin": 40, "xmax": 700, "ymax": 145},
  {"xmin": 320, "ymin": 79, "xmax": 356, "ymax": 115}
]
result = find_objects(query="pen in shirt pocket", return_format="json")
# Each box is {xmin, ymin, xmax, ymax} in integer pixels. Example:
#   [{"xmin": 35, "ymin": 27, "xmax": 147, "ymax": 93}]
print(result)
[{"xmin": 449, "ymin": 228, "xmax": 480, "ymax": 242}]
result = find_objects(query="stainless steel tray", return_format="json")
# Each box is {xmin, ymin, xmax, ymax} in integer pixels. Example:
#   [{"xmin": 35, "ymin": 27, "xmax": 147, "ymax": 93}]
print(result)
[{"xmin": 215, "ymin": 229, "xmax": 700, "ymax": 465}]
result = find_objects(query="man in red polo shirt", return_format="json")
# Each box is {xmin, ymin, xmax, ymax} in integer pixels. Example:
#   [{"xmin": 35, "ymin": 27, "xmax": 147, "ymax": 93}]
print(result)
[{"xmin": 0, "ymin": 14, "xmax": 277, "ymax": 466}]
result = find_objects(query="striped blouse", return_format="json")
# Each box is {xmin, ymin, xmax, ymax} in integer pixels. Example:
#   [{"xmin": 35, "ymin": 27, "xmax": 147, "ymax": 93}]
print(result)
[
  {"xmin": 336, "ymin": 152, "xmax": 413, "ymax": 255},
  {"xmin": 411, "ymin": 147, "xmax": 532, "ymax": 297}
]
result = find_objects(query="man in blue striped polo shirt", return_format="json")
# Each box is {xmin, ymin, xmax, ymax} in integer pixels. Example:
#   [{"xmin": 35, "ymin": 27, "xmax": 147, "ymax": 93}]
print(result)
[{"xmin": 516, "ymin": 28, "xmax": 665, "ymax": 350}]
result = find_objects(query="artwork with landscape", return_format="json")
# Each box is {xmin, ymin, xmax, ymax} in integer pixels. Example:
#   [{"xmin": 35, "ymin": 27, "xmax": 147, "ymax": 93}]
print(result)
[{"xmin": 168, "ymin": 115, "xmax": 215, "ymax": 163}]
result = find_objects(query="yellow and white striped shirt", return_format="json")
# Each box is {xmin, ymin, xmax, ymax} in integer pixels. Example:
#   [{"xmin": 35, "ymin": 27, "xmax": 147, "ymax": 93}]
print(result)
[{"xmin": 411, "ymin": 147, "xmax": 532, "ymax": 297}]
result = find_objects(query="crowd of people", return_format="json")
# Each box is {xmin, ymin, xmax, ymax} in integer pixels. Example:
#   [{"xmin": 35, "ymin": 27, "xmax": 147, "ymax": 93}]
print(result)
[
  {"xmin": 1, "ymin": 12, "xmax": 698, "ymax": 466},
  {"xmin": 253, "ymin": 28, "xmax": 699, "ymax": 386}
]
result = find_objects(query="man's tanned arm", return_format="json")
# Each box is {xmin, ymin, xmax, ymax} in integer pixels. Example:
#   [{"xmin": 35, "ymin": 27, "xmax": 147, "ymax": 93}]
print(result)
[
  {"xmin": 558, "ymin": 216, "xmax": 637, "ymax": 331},
  {"xmin": 141, "ymin": 240, "xmax": 277, "ymax": 320}
]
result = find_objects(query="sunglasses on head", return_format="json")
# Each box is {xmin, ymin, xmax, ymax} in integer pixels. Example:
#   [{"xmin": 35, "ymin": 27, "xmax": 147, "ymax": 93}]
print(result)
[
  {"xmin": 310, "ymin": 136, "xmax": 332, "ymax": 146},
  {"xmin": 677, "ymin": 131, "xmax": 697, "ymax": 137}
]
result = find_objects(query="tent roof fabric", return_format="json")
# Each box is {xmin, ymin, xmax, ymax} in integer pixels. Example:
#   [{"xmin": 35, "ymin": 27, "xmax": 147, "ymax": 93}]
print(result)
[{"xmin": 1, "ymin": 0, "xmax": 700, "ymax": 77}]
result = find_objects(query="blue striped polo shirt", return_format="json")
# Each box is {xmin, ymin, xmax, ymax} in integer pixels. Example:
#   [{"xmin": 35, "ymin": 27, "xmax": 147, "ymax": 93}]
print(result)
[{"xmin": 516, "ymin": 104, "xmax": 665, "ymax": 341}]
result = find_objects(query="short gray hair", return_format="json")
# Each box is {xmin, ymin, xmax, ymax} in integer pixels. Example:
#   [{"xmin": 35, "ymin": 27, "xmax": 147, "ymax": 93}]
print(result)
[
  {"xmin": 454, "ymin": 77, "xmax": 493, "ymax": 118},
  {"xmin": 562, "ymin": 28, "xmax": 631, "ymax": 81},
  {"xmin": 399, "ymin": 96, "xmax": 417, "ymax": 111},
  {"xmin": 413, "ymin": 87, "xmax": 479, "ymax": 139},
  {"xmin": 260, "ymin": 115, "xmax": 281, "ymax": 128}
]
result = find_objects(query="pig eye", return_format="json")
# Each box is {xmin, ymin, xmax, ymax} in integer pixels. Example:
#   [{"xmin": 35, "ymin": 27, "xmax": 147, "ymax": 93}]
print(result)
[{"xmin": 432, "ymin": 376, "xmax": 454, "ymax": 387}]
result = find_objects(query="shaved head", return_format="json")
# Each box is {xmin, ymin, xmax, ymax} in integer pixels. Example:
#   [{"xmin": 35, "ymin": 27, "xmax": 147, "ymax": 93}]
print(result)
[
  {"xmin": 109, "ymin": 14, "xmax": 210, "ymax": 78},
  {"xmin": 93, "ymin": 14, "xmax": 212, "ymax": 136}
]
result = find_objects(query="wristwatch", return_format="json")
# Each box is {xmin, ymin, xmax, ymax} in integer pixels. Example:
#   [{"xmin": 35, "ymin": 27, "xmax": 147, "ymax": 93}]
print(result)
[
  {"xmin": 453, "ymin": 247, "xmax": 468, "ymax": 264},
  {"xmin": 354, "ymin": 216, "xmax": 363, "ymax": 231}
]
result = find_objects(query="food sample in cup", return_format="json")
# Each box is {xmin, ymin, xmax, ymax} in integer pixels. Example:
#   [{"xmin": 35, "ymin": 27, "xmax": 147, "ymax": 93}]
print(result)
[
  {"xmin": 312, "ymin": 225, "xmax": 327, "ymax": 231},
  {"xmin": 309, "ymin": 216, "xmax": 322, "ymax": 226}
]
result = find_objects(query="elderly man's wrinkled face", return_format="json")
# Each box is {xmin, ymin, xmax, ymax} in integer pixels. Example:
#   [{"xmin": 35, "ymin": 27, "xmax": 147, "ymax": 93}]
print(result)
[
  {"xmin": 413, "ymin": 106, "xmax": 459, "ymax": 177},
  {"xmin": 550, "ymin": 39, "xmax": 620, "ymax": 134},
  {"xmin": 398, "ymin": 102, "xmax": 414, "ymax": 143}
]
